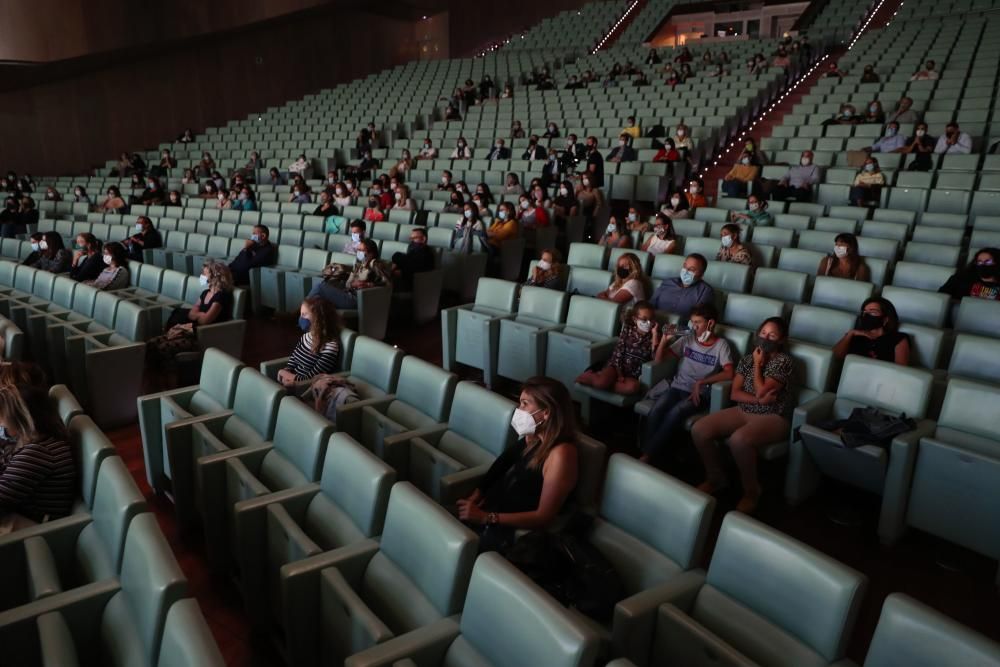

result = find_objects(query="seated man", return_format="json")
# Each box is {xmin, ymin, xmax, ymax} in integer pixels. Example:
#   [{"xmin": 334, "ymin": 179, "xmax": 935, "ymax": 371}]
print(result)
[
  {"xmin": 649, "ymin": 253, "xmax": 714, "ymax": 321},
  {"xmin": 228, "ymin": 224, "xmax": 276, "ymax": 286},
  {"xmin": 342, "ymin": 220, "xmax": 367, "ymax": 254},
  {"xmin": 606, "ymin": 134, "xmax": 637, "ymax": 163},
  {"xmin": 522, "ymin": 136, "xmax": 546, "ymax": 161},
  {"xmin": 910, "ymin": 59, "xmax": 939, "ymax": 81},
  {"xmin": 934, "ymin": 122, "xmax": 972, "ymax": 155},
  {"xmin": 419, "ymin": 139, "xmax": 438, "ymax": 159},
  {"xmin": 486, "ymin": 139, "xmax": 512, "ymax": 161},
  {"xmin": 868, "ymin": 122, "xmax": 907, "ymax": 153},
  {"xmin": 390, "ymin": 227, "xmax": 436, "ymax": 291},
  {"xmin": 771, "ymin": 150, "xmax": 821, "ymax": 201},
  {"xmin": 885, "ymin": 96, "xmax": 920, "ymax": 125}
]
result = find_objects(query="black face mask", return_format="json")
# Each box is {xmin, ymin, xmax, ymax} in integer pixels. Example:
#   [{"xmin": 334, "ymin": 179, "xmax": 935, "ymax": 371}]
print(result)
[
  {"xmin": 616, "ymin": 266, "xmax": 630, "ymax": 279},
  {"xmin": 408, "ymin": 241, "xmax": 425, "ymax": 253},
  {"xmin": 756, "ymin": 336, "xmax": 779, "ymax": 354},
  {"xmin": 977, "ymin": 263, "xmax": 999, "ymax": 280},
  {"xmin": 857, "ymin": 313, "xmax": 884, "ymax": 331}
]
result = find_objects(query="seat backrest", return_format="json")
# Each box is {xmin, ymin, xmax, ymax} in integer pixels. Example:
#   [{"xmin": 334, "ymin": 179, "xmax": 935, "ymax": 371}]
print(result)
[
  {"xmin": 91, "ymin": 290, "xmax": 118, "ymax": 326},
  {"xmin": 722, "ymin": 294, "xmax": 785, "ymax": 331},
  {"xmin": 156, "ymin": 598, "xmax": 225, "ymax": 667},
  {"xmin": 82, "ymin": 455, "xmax": 147, "ymax": 575},
  {"xmin": 320, "ymin": 433, "xmax": 396, "ymax": 538},
  {"xmin": 834, "ymin": 356, "xmax": 933, "ymax": 419},
  {"xmin": 51, "ymin": 276, "xmax": 76, "ymax": 309},
  {"xmin": 810, "ymin": 276, "xmax": 874, "ymax": 313},
  {"xmin": 787, "ymin": 341, "xmax": 834, "ymax": 404},
  {"xmin": 270, "ymin": 396, "xmax": 335, "ymax": 482},
  {"xmin": 703, "ymin": 261, "xmax": 751, "ymax": 294},
  {"xmin": 101, "ymin": 513, "xmax": 187, "ymax": 667},
  {"xmin": 705, "ymin": 513, "xmax": 866, "ymax": 663},
  {"xmin": 454, "ymin": 552, "xmax": 600, "ymax": 667},
  {"xmin": 955, "ymin": 297, "xmax": 1000, "ymax": 338},
  {"xmin": 651, "ymin": 253, "xmax": 685, "ymax": 280},
  {"xmin": 790, "ymin": 304, "xmax": 856, "ymax": 347},
  {"xmin": 112, "ymin": 300, "xmax": 145, "ymax": 341},
  {"xmin": 567, "ymin": 242, "xmax": 608, "ymax": 269},
  {"xmin": 231, "ymin": 369, "xmax": 284, "ymax": 440},
  {"xmin": 864, "ymin": 593, "xmax": 1000, "ymax": 667},
  {"xmin": 751, "ymin": 268, "xmax": 808, "ymax": 303},
  {"xmin": 67, "ymin": 414, "xmax": 116, "ymax": 509},
  {"xmin": 473, "ymin": 277, "xmax": 518, "ymax": 312},
  {"xmin": 198, "ymin": 348, "xmax": 244, "ymax": 409},
  {"xmin": 898, "ymin": 323, "xmax": 945, "ymax": 371},
  {"xmin": 375, "ymin": 482, "xmax": 478, "ymax": 617},
  {"xmin": 933, "ymin": 379, "xmax": 1000, "ymax": 453},
  {"xmin": 565, "ymin": 295, "xmax": 620, "ymax": 337},
  {"xmin": 777, "ymin": 247, "xmax": 827, "ymax": 275},
  {"xmin": 600, "ymin": 454, "xmax": 714, "ymax": 570},
  {"xmin": 880, "ymin": 285, "xmax": 950, "ymax": 328},
  {"xmin": 391, "ymin": 356, "xmax": 457, "ymax": 423},
  {"xmin": 518, "ymin": 286, "xmax": 569, "ymax": 326},
  {"xmin": 443, "ymin": 381, "xmax": 516, "ymax": 461},
  {"xmin": 348, "ymin": 337, "xmax": 404, "ymax": 394}
]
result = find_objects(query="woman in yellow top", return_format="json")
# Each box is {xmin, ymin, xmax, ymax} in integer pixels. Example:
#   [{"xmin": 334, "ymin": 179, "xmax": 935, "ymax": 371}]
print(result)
[
  {"xmin": 721, "ymin": 151, "xmax": 760, "ymax": 198},
  {"xmin": 849, "ymin": 157, "xmax": 886, "ymax": 207},
  {"xmin": 622, "ymin": 116, "xmax": 641, "ymax": 140},
  {"xmin": 487, "ymin": 202, "xmax": 520, "ymax": 249}
]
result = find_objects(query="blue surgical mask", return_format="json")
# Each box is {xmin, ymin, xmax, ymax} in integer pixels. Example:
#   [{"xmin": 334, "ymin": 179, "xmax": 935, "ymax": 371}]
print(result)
[
  {"xmin": 298, "ymin": 317, "xmax": 311, "ymax": 332},
  {"xmin": 464, "ymin": 209, "xmax": 473, "ymax": 219},
  {"xmin": 199, "ymin": 274, "xmax": 209, "ymax": 288},
  {"xmin": 351, "ymin": 232, "xmax": 361, "ymax": 242},
  {"xmin": 886, "ymin": 128, "xmax": 897, "ymax": 136},
  {"xmin": 864, "ymin": 163, "xmax": 875, "ymax": 172},
  {"xmin": 679, "ymin": 268, "xmax": 696, "ymax": 286},
  {"xmin": 356, "ymin": 251, "xmax": 366, "ymax": 262}
]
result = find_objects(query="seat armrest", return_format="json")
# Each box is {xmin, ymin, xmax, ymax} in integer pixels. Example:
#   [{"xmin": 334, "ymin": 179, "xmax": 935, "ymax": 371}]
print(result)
[
  {"xmin": 439, "ymin": 462, "xmax": 491, "ymax": 507},
  {"xmin": 709, "ymin": 380, "xmax": 733, "ymax": 412},
  {"xmin": 612, "ymin": 570, "xmax": 707, "ymax": 666},
  {"xmin": 880, "ymin": 418, "xmax": 937, "ymax": 546},
  {"xmin": 641, "ymin": 356, "xmax": 678, "ymax": 391},
  {"xmin": 0, "ymin": 579, "xmax": 121, "ymax": 628},
  {"xmin": 259, "ymin": 357, "xmax": 290, "ymax": 381},
  {"xmin": 791, "ymin": 392, "xmax": 837, "ymax": 437},
  {"xmin": 344, "ymin": 617, "xmax": 461, "ymax": 667},
  {"xmin": 381, "ymin": 423, "xmax": 451, "ymax": 473},
  {"xmin": 336, "ymin": 394, "xmax": 397, "ymax": 441},
  {"xmin": 0, "ymin": 514, "xmax": 91, "ymax": 549},
  {"xmin": 233, "ymin": 483, "xmax": 320, "ymax": 516}
]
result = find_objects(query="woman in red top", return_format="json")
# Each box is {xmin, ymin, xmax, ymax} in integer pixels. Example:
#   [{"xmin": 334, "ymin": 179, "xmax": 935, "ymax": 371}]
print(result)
[{"xmin": 653, "ymin": 138, "xmax": 681, "ymax": 163}]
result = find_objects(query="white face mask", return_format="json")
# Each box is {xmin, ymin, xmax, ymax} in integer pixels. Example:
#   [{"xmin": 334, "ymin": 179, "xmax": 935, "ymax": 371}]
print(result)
[
  {"xmin": 916, "ymin": 129, "xmax": 926, "ymax": 137},
  {"xmin": 395, "ymin": 192, "xmax": 402, "ymax": 200},
  {"xmin": 670, "ymin": 197, "xmax": 681, "ymax": 207},
  {"xmin": 606, "ymin": 224, "xmax": 616, "ymax": 234},
  {"xmin": 698, "ymin": 328, "xmax": 713, "ymax": 343},
  {"xmin": 199, "ymin": 274, "xmax": 209, "ymax": 288},
  {"xmin": 356, "ymin": 251, "xmax": 366, "ymax": 262},
  {"xmin": 441, "ymin": 177, "xmax": 449, "ymax": 184},
  {"xmin": 464, "ymin": 209, "xmax": 473, "ymax": 219},
  {"xmin": 619, "ymin": 140, "xmax": 626, "ymax": 147},
  {"xmin": 498, "ymin": 210, "xmax": 508, "ymax": 220},
  {"xmin": 834, "ymin": 245, "xmax": 848, "ymax": 258},
  {"xmin": 741, "ymin": 158, "xmax": 750, "ymax": 165},
  {"xmin": 521, "ymin": 200, "xmax": 530, "ymax": 209},
  {"xmin": 679, "ymin": 268, "xmax": 696, "ymax": 286},
  {"xmin": 559, "ymin": 187, "xmax": 568, "ymax": 196},
  {"xmin": 801, "ymin": 158, "xmax": 812, "ymax": 166},
  {"xmin": 721, "ymin": 235, "xmax": 734, "ymax": 248},
  {"xmin": 582, "ymin": 179, "xmax": 590, "ymax": 187},
  {"xmin": 31, "ymin": 242, "xmax": 40, "ymax": 252},
  {"xmin": 677, "ymin": 130, "xmax": 686, "ymax": 137},
  {"xmin": 749, "ymin": 202, "xmax": 759, "ymax": 211},
  {"xmin": 251, "ymin": 234, "xmax": 260, "ymax": 243},
  {"xmin": 135, "ymin": 223, "xmax": 143, "ymax": 232},
  {"xmin": 335, "ymin": 188, "xmax": 343, "ymax": 195},
  {"xmin": 511, "ymin": 408, "xmax": 541, "ymax": 437},
  {"xmin": 537, "ymin": 259, "xmax": 551, "ymax": 271},
  {"xmin": 636, "ymin": 319, "xmax": 652, "ymax": 333},
  {"xmin": 103, "ymin": 254, "xmax": 112, "ymax": 266},
  {"xmin": 351, "ymin": 232, "xmax": 361, "ymax": 242},
  {"xmin": 628, "ymin": 213, "xmax": 637, "ymax": 222},
  {"xmin": 689, "ymin": 185, "xmax": 700, "ymax": 194}
]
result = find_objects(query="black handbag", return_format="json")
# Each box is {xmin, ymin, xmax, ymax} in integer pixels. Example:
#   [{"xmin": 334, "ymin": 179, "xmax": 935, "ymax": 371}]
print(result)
[{"xmin": 819, "ymin": 406, "xmax": 917, "ymax": 450}]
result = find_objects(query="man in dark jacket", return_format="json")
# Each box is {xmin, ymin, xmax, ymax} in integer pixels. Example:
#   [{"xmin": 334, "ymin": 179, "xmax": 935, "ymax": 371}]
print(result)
[{"xmin": 228, "ymin": 225, "xmax": 276, "ymax": 286}]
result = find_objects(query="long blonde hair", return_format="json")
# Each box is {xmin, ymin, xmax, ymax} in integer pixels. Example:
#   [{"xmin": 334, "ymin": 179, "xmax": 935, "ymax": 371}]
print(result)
[
  {"xmin": 521, "ymin": 377, "xmax": 577, "ymax": 469},
  {"xmin": 202, "ymin": 260, "xmax": 234, "ymax": 292}
]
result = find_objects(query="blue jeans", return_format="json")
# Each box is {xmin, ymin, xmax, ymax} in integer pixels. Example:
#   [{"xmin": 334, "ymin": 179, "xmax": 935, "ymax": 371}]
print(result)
[
  {"xmin": 309, "ymin": 281, "xmax": 358, "ymax": 309},
  {"xmin": 642, "ymin": 385, "xmax": 708, "ymax": 461}
]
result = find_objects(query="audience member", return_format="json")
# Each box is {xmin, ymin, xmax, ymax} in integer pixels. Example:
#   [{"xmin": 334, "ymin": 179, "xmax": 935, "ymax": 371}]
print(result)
[
  {"xmin": 277, "ymin": 297, "xmax": 342, "ymax": 387},
  {"xmin": 596, "ymin": 253, "xmax": 649, "ymax": 306},
  {"xmin": 649, "ymin": 253, "xmax": 714, "ymax": 319},
  {"xmin": 939, "ymin": 247, "xmax": 1000, "ymax": 300},
  {"xmin": 771, "ymin": 151, "xmax": 820, "ymax": 201},
  {"xmin": 123, "ymin": 215, "xmax": 162, "ymax": 263},
  {"xmin": 85, "ymin": 241, "xmax": 130, "ymax": 291},
  {"xmin": 849, "ymin": 157, "xmax": 886, "ymax": 207},
  {"xmin": 818, "ymin": 233, "xmax": 871, "ymax": 281},
  {"xmin": 934, "ymin": 122, "xmax": 972, "ymax": 154},
  {"xmin": 228, "ymin": 225, "xmax": 276, "ymax": 286},
  {"xmin": 833, "ymin": 297, "xmax": 911, "ymax": 365},
  {"xmin": 576, "ymin": 301, "xmax": 655, "ymax": 395},
  {"xmin": 310, "ymin": 238, "xmax": 390, "ymax": 309},
  {"xmin": 390, "ymin": 227, "xmax": 436, "ymax": 291},
  {"xmin": 716, "ymin": 224, "xmax": 753, "ymax": 266}
]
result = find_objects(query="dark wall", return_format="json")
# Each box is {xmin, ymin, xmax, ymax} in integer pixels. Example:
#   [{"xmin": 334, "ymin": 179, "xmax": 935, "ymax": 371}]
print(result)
[
  {"xmin": 0, "ymin": 8, "xmax": 419, "ymax": 176},
  {"xmin": 446, "ymin": 0, "xmax": 591, "ymax": 57}
]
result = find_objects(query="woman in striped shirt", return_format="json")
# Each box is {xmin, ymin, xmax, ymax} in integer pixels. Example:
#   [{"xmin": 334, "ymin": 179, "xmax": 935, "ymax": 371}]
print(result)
[
  {"xmin": 277, "ymin": 296, "xmax": 342, "ymax": 388},
  {"xmin": 0, "ymin": 385, "xmax": 75, "ymax": 530}
]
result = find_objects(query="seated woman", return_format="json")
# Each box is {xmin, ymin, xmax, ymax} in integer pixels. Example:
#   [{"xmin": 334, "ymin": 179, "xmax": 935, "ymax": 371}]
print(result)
[
  {"xmin": 833, "ymin": 297, "xmax": 911, "ymax": 365},
  {"xmin": 314, "ymin": 191, "xmax": 338, "ymax": 218},
  {"xmin": 363, "ymin": 196, "xmax": 386, "ymax": 223},
  {"xmin": 471, "ymin": 193, "xmax": 493, "ymax": 218},
  {"xmin": 165, "ymin": 190, "xmax": 183, "ymax": 207},
  {"xmin": 849, "ymin": 156, "xmax": 886, "ymax": 207},
  {"xmin": 331, "ymin": 183, "xmax": 353, "ymax": 209},
  {"xmin": 287, "ymin": 154, "xmax": 309, "ymax": 176},
  {"xmin": 268, "ymin": 167, "xmax": 285, "ymax": 185},
  {"xmin": 69, "ymin": 233, "xmax": 104, "ymax": 283},
  {"xmin": 721, "ymin": 152, "xmax": 760, "ymax": 198},
  {"xmin": 576, "ymin": 301, "xmax": 655, "ymax": 395},
  {"xmin": 486, "ymin": 202, "xmax": 520, "ymax": 255},
  {"xmin": 641, "ymin": 303, "xmax": 735, "ymax": 465},
  {"xmin": 503, "ymin": 173, "xmax": 525, "ymax": 196},
  {"xmin": 692, "ymin": 317, "xmax": 794, "ymax": 514},
  {"xmin": 660, "ymin": 192, "xmax": 691, "ymax": 219},
  {"xmin": 939, "ymin": 247, "xmax": 1000, "ymax": 300},
  {"xmin": 517, "ymin": 194, "xmax": 549, "ymax": 228},
  {"xmin": 457, "ymin": 376, "xmax": 579, "ymax": 554},
  {"xmin": 123, "ymin": 215, "xmax": 162, "ymax": 263},
  {"xmin": 685, "ymin": 180, "xmax": 707, "ymax": 209},
  {"xmin": 818, "ymin": 233, "xmax": 871, "ymax": 281},
  {"xmin": 524, "ymin": 248, "xmax": 563, "ymax": 289},
  {"xmin": 276, "ymin": 297, "xmax": 342, "ymax": 388},
  {"xmin": 653, "ymin": 138, "xmax": 681, "ymax": 163},
  {"xmin": 0, "ymin": 384, "xmax": 75, "ymax": 529},
  {"xmin": 598, "ymin": 216, "xmax": 632, "ymax": 248},
  {"xmin": 198, "ymin": 152, "xmax": 217, "ymax": 177},
  {"xmin": 146, "ymin": 261, "xmax": 234, "ymax": 379},
  {"xmin": 289, "ymin": 184, "xmax": 311, "ymax": 205},
  {"xmin": 716, "ymin": 223, "xmax": 753, "ymax": 266},
  {"xmin": 388, "ymin": 150, "xmax": 413, "ymax": 179},
  {"xmin": 33, "ymin": 232, "xmax": 72, "ymax": 273},
  {"xmin": 641, "ymin": 214, "xmax": 678, "ymax": 255},
  {"xmin": 84, "ymin": 241, "xmax": 130, "ymax": 291},
  {"xmin": 443, "ymin": 190, "xmax": 465, "ymax": 215},
  {"xmin": 450, "ymin": 137, "xmax": 472, "ymax": 160},
  {"xmin": 98, "ymin": 186, "xmax": 127, "ymax": 214},
  {"xmin": 597, "ymin": 253, "xmax": 649, "ymax": 307},
  {"xmin": 309, "ymin": 239, "xmax": 390, "ymax": 309},
  {"xmin": 392, "ymin": 185, "xmax": 416, "ymax": 212},
  {"xmin": 552, "ymin": 180, "xmax": 578, "ymax": 219},
  {"xmin": 44, "ymin": 186, "xmax": 62, "ymax": 202},
  {"xmin": 22, "ymin": 233, "xmax": 44, "ymax": 267},
  {"xmin": 452, "ymin": 201, "xmax": 488, "ymax": 253},
  {"xmin": 863, "ymin": 100, "xmax": 885, "ymax": 124},
  {"xmin": 73, "ymin": 185, "xmax": 90, "ymax": 204},
  {"xmin": 729, "ymin": 195, "xmax": 773, "ymax": 226},
  {"xmin": 201, "ymin": 181, "xmax": 220, "ymax": 200}
]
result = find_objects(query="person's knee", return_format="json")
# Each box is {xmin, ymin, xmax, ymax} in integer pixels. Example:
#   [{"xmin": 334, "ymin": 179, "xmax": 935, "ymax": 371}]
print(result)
[{"xmin": 728, "ymin": 429, "xmax": 757, "ymax": 455}]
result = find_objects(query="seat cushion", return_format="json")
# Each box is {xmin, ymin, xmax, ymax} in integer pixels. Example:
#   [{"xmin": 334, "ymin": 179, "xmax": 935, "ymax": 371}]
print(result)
[{"xmin": 361, "ymin": 551, "xmax": 443, "ymax": 634}]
